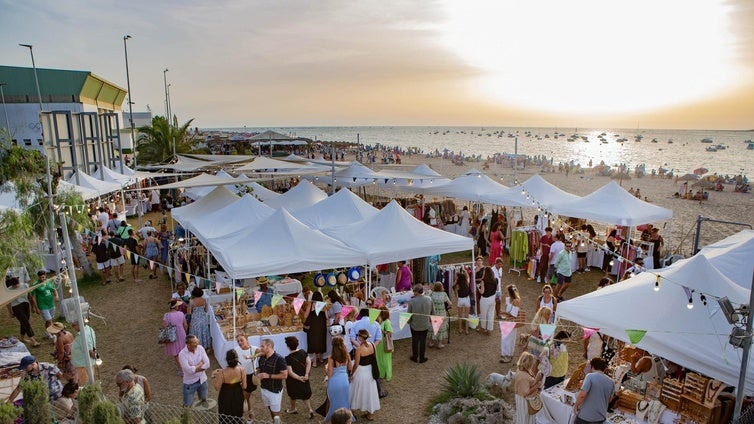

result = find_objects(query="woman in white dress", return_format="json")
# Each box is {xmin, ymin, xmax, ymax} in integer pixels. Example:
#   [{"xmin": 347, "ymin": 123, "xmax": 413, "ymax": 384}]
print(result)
[
  {"xmin": 457, "ymin": 206, "xmax": 471, "ymax": 236},
  {"xmin": 514, "ymin": 352, "xmax": 542, "ymax": 424},
  {"xmin": 349, "ymin": 329, "xmax": 380, "ymax": 421},
  {"xmin": 500, "ymin": 284, "xmax": 521, "ymax": 363}
]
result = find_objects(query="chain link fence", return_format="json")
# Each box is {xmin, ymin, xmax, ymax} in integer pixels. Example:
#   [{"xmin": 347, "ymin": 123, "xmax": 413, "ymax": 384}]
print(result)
[{"xmin": 736, "ymin": 404, "xmax": 754, "ymax": 424}]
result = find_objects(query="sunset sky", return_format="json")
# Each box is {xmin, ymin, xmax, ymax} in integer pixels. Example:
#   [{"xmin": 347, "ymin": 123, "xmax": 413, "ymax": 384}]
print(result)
[{"xmin": 1, "ymin": 0, "xmax": 752, "ymax": 129}]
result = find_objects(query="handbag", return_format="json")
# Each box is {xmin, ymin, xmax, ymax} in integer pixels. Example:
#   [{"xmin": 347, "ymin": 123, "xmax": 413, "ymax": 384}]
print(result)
[
  {"xmin": 527, "ymin": 394, "xmax": 543, "ymax": 415},
  {"xmin": 315, "ymin": 396, "xmax": 330, "ymax": 417},
  {"xmin": 303, "ymin": 314, "xmax": 312, "ymax": 333},
  {"xmin": 157, "ymin": 314, "xmax": 177, "ymax": 344},
  {"xmin": 507, "ymin": 309, "xmax": 527, "ymax": 328},
  {"xmin": 383, "ymin": 331, "xmax": 394, "ymax": 353}
]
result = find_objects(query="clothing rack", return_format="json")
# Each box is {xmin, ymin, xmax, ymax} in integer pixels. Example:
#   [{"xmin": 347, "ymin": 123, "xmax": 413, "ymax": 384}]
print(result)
[{"xmin": 509, "ymin": 226, "xmax": 539, "ymax": 276}]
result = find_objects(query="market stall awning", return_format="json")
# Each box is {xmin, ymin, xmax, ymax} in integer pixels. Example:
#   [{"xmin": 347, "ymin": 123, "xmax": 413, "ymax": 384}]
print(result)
[
  {"xmin": 65, "ymin": 170, "xmax": 122, "ymax": 198},
  {"xmin": 171, "ymin": 186, "xmax": 239, "ymax": 225},
  {"xmin": 696, "ymin": 229, "xmax": 754, "ymax": 289},
  {"xmin": 481, "ymin": 174, "xmax": 580, "ymax": 209},
  {"xmin": 185, "ymin": 194, "xmax": 275, "ymax": 244},
  {"xmin": 423, "ymin": 169, "xmax": 508, "ymax": 202},
  {"xmin": 262, "ymin": 180, "xmax": 328, "ymax": 212},
  {"xmin": 293, "ymin": 188, "xmax": 378, "ymax": 230}
]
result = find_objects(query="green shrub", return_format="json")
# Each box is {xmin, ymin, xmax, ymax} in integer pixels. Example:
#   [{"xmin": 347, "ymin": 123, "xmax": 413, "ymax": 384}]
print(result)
[
  {"xmin": 181, "ymin": 407, "xmax": 191, "ymax": 424},
  {"xmin": 21, "ymin": 379, "xmax": 51, "ymax": 424},
  {"xmin": 90, "ymin": 401, "xmax": 124, "ymax": 424},
  {"xmin": 163, "ymin": 419, "xmax": 181, "ymax": 424},
  {"xmin": 78, "ymin": 383, "xmax": 104, "ymax": 423},
  {"xmin": 0, "ymin": 401, "xmax": 21, "ymax": 424}
]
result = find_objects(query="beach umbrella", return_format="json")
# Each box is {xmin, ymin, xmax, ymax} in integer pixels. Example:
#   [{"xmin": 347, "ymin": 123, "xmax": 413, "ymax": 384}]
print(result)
[
  {"xmin": 677, "ymin": 173, "xmax": 701, "ymax": 182},
  {"xmin": 610, "ymin": 171, "xmax": 632, "ymax": 186},
  {"xmin": 693, "ymin": 167, "xmax": 709, "ymax": 175}
]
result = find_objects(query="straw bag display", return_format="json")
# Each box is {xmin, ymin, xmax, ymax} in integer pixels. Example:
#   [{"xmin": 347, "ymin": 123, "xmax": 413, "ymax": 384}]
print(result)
[{"xmin": 527, "ymin": 394, "xmax": 543, "ymax": 415}]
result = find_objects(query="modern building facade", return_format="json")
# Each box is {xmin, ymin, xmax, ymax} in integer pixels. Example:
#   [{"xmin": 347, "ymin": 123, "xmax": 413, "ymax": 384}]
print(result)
[{"xmin": 0, "ymin": 65, "xmax": 131, "ymax": 178}]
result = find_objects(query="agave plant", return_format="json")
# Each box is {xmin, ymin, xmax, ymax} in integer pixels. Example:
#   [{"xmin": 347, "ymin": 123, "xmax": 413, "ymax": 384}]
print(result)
[{"xmin": 442, "ymin": 362, "xmax": 488, "ymax": 399}]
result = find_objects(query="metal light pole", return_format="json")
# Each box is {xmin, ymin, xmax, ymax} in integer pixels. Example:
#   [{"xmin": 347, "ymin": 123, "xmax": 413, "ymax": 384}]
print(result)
[
  {"xmin": 733, "ymin": 269, "xmax": 754, "ymax": 421},
  {"xmin": 0, "ymin": 82, "xmax": 10, "ymax": 142},
  {"xmin": 163, "ymin": 68, "xmax": 169, "ymax": 120},
  {"xmin": 20, "ymin": 44, "xmax": 59, "ymax": 273},
  {"xmin": 167, "ymin": 83, "xmax": 175, "ymax": 157},
  {"xmin": 123, "ymin": 35, "xmax": 135, "ymax": 172},
  {"xmin": 123, "ymin": 36, "xmax": 142, "ymax": 228}
]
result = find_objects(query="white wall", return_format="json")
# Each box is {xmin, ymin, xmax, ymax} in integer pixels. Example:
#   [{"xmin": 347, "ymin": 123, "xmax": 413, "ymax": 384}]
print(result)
[{"xmin": 3, "ymin": 102, "xmax": 85, "ymax": 148}]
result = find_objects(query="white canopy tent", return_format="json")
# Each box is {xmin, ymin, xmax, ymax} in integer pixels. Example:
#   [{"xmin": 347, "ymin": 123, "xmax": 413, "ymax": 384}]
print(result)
[
  {"xmin": 552, "ymin": 181, "xmax": 673, "ymax": 226},
  {"xmin": 57, "ymin": 180, "xmax": 101, "ymax": 201},
  {"xmin": 184, "ymin": 194, "xmax": 275, "ymax": 245},
  {"xmin": 696, "ymin": 230, "xmax": 754, "ymax": 290},
  {"xmin": 209, "ymin": 208, "xmax": 368, "ymax": 278},
  {"xmin": 65, "ymin": 170, "xmax": 122, "ymax": 198},
  {"xmin": 93, "ymin": 165, "xmax": 135, "ymax": 186},
  {"xmin": 481, "ymin": 174, "xmax": 580, "ymax": 209},
  {"xmin": 330, "ymin": 161, "xmax": 382, "ymax": 188},
  {"xmin": 183, "ymin": 170, "xmax": 238, "ymax": 200},
  {"xmin": 235, "ymin": 156, "xmax": 327, "ymax": 175},
  {"xmin": 425, "ymin": 169, "xmax": 508, "ymax": 201},
  {"xmin": 293, "ymin": 188, "xmax": 379, "ymax": 230},
  {"xmin": 243, "ymin": 181, "xmax": 281, "ymax": 203},
  {"xmin": 323, "ymin": 200, "xmax": 473, "ymax": 266},
  {"xmin": 382, "ymin": 164, "xmax": 451, "ymax": 194},
  {"xmin": 262, "ymin": 180, "xmax": 328, "ymax": 211},
  {"xmin": 171, "ymin": 186, "xmax": 239, "ymax": 225},
  {"xmin": 557, "ymin": 254, "xmax": 754, "ymax": 392}
]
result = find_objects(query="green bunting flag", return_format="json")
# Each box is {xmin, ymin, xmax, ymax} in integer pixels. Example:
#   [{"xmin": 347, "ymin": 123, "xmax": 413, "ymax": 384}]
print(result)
[
  {"xmin": 368, "ymin": 308, "xmax": 380, "ymax": 324},
  {"xmin": 626, "ymin": 329, "xmax": 647, "ymax": 344}
]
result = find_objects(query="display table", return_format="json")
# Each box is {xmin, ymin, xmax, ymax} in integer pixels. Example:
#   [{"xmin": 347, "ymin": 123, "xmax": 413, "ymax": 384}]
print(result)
[{"xmin": 538, "ymin": 384, "xmax": 678, "ymax": 424}]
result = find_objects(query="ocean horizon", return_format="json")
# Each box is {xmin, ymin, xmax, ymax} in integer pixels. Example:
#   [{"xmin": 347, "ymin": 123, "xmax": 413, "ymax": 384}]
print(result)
[{"xmin": 204, "ymin": 126, "xmax": 754, "ymax": 177}]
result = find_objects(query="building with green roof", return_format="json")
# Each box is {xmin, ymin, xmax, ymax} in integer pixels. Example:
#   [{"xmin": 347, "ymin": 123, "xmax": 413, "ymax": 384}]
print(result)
[{"xmin": 0, "ymin": 65, "xmax": 129, "ymax": 177}]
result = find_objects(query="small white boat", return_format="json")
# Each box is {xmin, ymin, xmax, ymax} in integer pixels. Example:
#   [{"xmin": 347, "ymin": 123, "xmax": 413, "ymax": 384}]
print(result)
[
  {"xmin": 706, "ymin": 146, "xmax": 718, "ymax": 152},
  {"xmin": 701, "ymin": 138, "xmax": 713, "ymax": 143}
]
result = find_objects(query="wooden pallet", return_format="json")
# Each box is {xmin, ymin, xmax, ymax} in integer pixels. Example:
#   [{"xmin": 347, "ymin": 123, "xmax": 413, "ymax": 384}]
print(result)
[
  {"xmin": 680, "ymin": 394, "xmax": 721, "ymax": 424},
  {"xmin": 684, "ymin": 372, "xmax": 709, "ymax": 404}
]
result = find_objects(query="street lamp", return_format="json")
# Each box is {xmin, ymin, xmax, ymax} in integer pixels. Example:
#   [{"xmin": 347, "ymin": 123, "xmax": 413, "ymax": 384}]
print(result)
[
  {"xmin": 123, "ymin": 35, "xmax": 136, "ymax": 170},
  {"xmin": 163, "ymin": 68, "xmax": 169, "ymax": 120},
  {"xmin": 0, "ymin": 82, "xmax": 10, "ymax": 142},
  {"xmin": 18, "ymin": 44, "xmax": 43, "ymax": 112}
]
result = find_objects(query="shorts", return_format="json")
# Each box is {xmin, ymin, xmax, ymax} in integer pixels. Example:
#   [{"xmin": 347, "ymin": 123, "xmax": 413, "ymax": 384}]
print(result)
[
  {"xmin": 556, "ymin": 273, "xmax": 572, "ymax": 285},
  {"xmin": 261, "ymin": 388, "xmax": 282, "ymax": 412},
  {"xmin": 577, "ymin": 252, "xmax": 587, "ymax": 258},
  {"xmin": 96, "ymin": 260, "xmax": 111, "ymax": 270},
  {"xmin": 129, "ymin": 254, "xmax": 139, "ymax": 266},
  {"xmin": 40, "ymin": 308, "xmax": 56, "ymax": 321},
  {"xmin": 457, "ymin": 297, "xmax": 470, "ymax": 308},
  {"xmin": 182, "ymin": 380, "xmax": 208, "ymax": 406},
  {"xmin": 111, "ymin": 256, "xmax": 125, "ymax": 266}
]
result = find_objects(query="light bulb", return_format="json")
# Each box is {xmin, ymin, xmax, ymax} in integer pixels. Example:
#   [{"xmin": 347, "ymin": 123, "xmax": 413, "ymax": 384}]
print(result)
[
  {"xmin": 521, "ymin": 189, "xmax": 526, "ymax": 195},
  {"xmin": 654, "ymin": 281, "xmax": 660, "ymax": 292},
  {"xmin": 687, "ymin": 299, "xmax": 694, "ymax": 309},
  {"xmin": 95, "ymin": 354, "xmax": 102, "ymax": 367},
  {"xmin": 581, "ymin": 242, "xmax": 585, "ymax": 247}
]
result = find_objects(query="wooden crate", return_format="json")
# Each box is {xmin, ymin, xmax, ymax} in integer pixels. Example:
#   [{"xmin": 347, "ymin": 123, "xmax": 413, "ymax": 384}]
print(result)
[
  {"xmin": 618, "ymin": 389, "xmax": 643, "ymax": 410},
  {"xmin": 680, "ymin": 394, "xmax": 721, "ymax": 424},
  {"xmin": 684, "ymin": 372, "xmax": 709, "ymax": 404},
  {"xmin": 660, "ymin": 378, "xmax": 684, "ymax": 412}
]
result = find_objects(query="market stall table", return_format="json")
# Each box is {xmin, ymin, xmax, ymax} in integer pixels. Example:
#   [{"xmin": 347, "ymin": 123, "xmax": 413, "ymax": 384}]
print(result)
[{"xmin": 0, "ymin": 339, "xmax": 30, "ymax": 401}]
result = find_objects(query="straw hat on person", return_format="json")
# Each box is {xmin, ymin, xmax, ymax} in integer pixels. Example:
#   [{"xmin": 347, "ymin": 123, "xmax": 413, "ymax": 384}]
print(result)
[{"xmin": 46, "ymin": 322, "xmax": 65, "ymax": 334}]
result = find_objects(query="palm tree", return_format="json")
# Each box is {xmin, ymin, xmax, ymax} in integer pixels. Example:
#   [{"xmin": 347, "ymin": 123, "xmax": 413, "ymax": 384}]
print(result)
[{"xmin": 136, "ymin": 116, "xmax": 196, "ymax": 164}]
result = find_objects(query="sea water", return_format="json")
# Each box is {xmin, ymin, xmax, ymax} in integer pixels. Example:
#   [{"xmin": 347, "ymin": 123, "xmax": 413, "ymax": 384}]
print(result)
[{"xmin": 207, "ymin": 126, "xmax": 754, "ymax": 177}]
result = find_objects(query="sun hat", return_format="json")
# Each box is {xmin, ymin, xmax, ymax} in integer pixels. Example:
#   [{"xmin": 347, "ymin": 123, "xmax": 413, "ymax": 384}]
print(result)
[
  {"xmin": 169, "ymin": 299, "xmax": 183, "ymax": 309},
  {"xmin": 18, "ymin": 355, "xmax": 35, "ymax": 370},
  {"xmin": 46, "ymin": 322, "xmax": 65, "ymax": 334},
  {"xmin": 257, "ymin": 276, "xmax": 268, "ymax": 284}
]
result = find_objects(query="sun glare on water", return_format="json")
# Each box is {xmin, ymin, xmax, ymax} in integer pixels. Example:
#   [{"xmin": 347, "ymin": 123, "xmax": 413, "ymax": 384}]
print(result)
[{"xmin": 440, "ymin": 0, "xmax": 739, "ymax": 115}]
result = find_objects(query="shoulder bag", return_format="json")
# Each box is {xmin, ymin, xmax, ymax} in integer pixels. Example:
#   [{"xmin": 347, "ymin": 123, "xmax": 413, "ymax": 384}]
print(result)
[
  {"xmin": 158, "ymin": 314, "xmax": 177, "ymax": 344},
  {"xmin": 527, "ymin": 393, "xmax": 543, "ymax": 415},
  {"xmin": 382, "ymin": 329, "xmax": 394, "ymax": 353}
]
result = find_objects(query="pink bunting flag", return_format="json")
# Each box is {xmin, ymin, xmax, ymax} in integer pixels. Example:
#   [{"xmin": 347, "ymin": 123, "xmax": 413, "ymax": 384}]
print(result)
[
  {"xmin": 340, "ymin": 305, "xmax": 354, "ymax": 318},
  {"xmin": 119, "ymin": 247, "xmax": 125, "ymax": 255},
  {"xmin": 499, "ymin": 321, "xmax": 516, "ymax": 337},
  {"xmin": 582, "ymin": 327, "xmax": 599, "ymax": 340},
  {"xmin": 292, "ymin": 298, "xmax": 304, "ymax": 314},
  {"xmin": 430, "ymin": 316, "xmax": 445, "ymax": 336},
  {"xmin": 539, "ymin": 324, "xmax": 557, "ymax": 341},
  {"xmin": 254, "ymin": 291, "xmax": 263, "ymax": 303},
  {"xmin": 315, "ymin": 301, "xmax": 326, "ymax": 316},
  {"xmin": 398, "ymin": 312, "xmax": 412, "ymax": 329},
  {"xmin": 149, "ymin": 260, "xmax": 155, "ymax": 271}
]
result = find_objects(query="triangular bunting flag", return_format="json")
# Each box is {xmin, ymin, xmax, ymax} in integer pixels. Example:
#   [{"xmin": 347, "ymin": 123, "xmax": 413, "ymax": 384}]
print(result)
[
  {"xmin": 582, "ymin": 327, "xmax": 599, "ymax": 340},
  {"xmin": 539, "ymin": 324, "xmax": 557, "ymax": 340},
  {"xmin": 398, "ymin": 312, "xmax": 412, "ymax": 330},
  {"xmin": 124, "ymin": 250, "xmax": 131, "ymax": 260},
  {"xmin": 292, "ymin": 298, "xmax": 304, "ymax": 314},
  {"xmin": 368, "ymin": 308, "xmax": 380, "ymax": 324},
  {"xmin": 149, "ymin": 260, "xmax": 155, "ymax": 271},
  {"xmin": 468, "ymin": 316, "xmax": 480, "ymax": 328},
  {"xmin": 499, "ymin": 321, "xmax": 516, "ymax": 337},
  {"xmin": 119, "ymin": 247, "xmax": 125, "ymax": 255},
  {"xmin": 184, "ymin": 272, "xmax": 190, "ymax": 283},
  {"xmin": 626, "ymin": 329, "xmax": 647, "ymax": 344},
  {"xmin": 314, "ymin": 301, "xmax": 326, "ymax": 316},
  {"xmin": 254, "ymin": 291, "xmax": 263, "ymax": 303},
  {"xmin": 430, "ymin": 316, "xmax": 445, "ymax": 335},
  {"xmin": 271, "ymin": 294, "xmax": 283, "ymax": 307},
  {"xmin": 340, "ymin": 305, "xmax": 354, "ymax": 318},
  {"xmin": 236, "ymin": 288, "xmax": 246, "ymax": 299}
]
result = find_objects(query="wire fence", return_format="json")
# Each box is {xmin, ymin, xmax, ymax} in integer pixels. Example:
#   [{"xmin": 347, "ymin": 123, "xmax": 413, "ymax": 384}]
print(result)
[
  {"xmin": 47, "ymin": 394, "xmax": 277, "ymax": 424},
  {"xmin": 736, "ymin": 403, "xmax": 754, "ymax": 424}
]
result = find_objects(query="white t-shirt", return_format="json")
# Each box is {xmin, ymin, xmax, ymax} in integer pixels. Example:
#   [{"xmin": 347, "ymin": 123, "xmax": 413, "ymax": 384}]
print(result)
[
  {"xmin": 491, "ymin": 265, "xmax": 503, "ymax": 292},
  {"xmin": 549, "ymin": 240, "xmax": 565, "ymax": 262},
  {"xmin": 234, "ymin": 344, "xmax": 260, "ymax": 375}
]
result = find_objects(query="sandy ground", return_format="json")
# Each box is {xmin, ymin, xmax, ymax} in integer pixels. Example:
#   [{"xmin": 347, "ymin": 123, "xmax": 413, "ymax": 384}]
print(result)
[{"xmin": 1, "ymin": 152, "xmax": 751, "ymax": 423}]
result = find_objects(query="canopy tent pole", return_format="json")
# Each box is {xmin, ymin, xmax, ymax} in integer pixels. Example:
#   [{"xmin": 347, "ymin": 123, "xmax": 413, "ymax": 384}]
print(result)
[{"xmin": 471, "ymin": 246, "xmax": 477, "ymax": 315}]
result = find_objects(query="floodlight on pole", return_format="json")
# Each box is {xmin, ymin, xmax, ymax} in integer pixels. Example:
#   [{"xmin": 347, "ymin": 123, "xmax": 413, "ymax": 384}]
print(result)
[
  {"xmin": 123, "ymin": 35, "xmax": 137, "ymax": 170},
  {"xmin": 0, "ymin": 82, "xmax": 10, "ymax": 142}
]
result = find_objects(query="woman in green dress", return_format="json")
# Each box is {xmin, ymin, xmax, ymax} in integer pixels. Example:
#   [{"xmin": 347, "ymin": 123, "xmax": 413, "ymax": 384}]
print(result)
[
  {"xmin": 375, "ymin": 307, "xmax": 393, "ymax": 391},
  {"xmin": 429, "ymin": 282, "xmax": 450, "ymax": 349}
]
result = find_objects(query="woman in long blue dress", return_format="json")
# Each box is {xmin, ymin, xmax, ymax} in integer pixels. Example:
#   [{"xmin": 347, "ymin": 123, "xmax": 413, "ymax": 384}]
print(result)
[
  {"xmin": 325, "ymin": 336, "xmax": 352, "ymax": 423},
  {"xmin": 189, "ymin": 287, "xmax": 211, "ymax": 350}
]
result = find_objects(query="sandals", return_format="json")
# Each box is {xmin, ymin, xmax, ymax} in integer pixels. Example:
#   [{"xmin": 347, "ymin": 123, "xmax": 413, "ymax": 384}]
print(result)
[
  {"xmin": 284, "ymin": 409, "xmax": 298, "ymax": 414},
  {"xmin": 436, "ymin": 343, "xmax": 445, "ymax": 349},
  {"xmin": 308, "ymin": 410, "xmax": 315, "ymax": 419}
]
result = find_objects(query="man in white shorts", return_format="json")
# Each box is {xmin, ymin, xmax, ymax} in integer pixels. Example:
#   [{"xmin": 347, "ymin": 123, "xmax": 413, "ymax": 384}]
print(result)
[
  {"xmin": 256, "ymin": 338, "xmax": 288, "ymax": 423},
  {"xmin": 91, "ymin": 231, "xmax": 112, "ymax": 285}
]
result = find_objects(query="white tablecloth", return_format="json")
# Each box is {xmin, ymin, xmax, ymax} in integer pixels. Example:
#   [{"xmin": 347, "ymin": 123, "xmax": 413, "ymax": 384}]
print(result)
[{"xmin": 537, "ymin": 384, "xmax": 678, "ymax": 424}]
